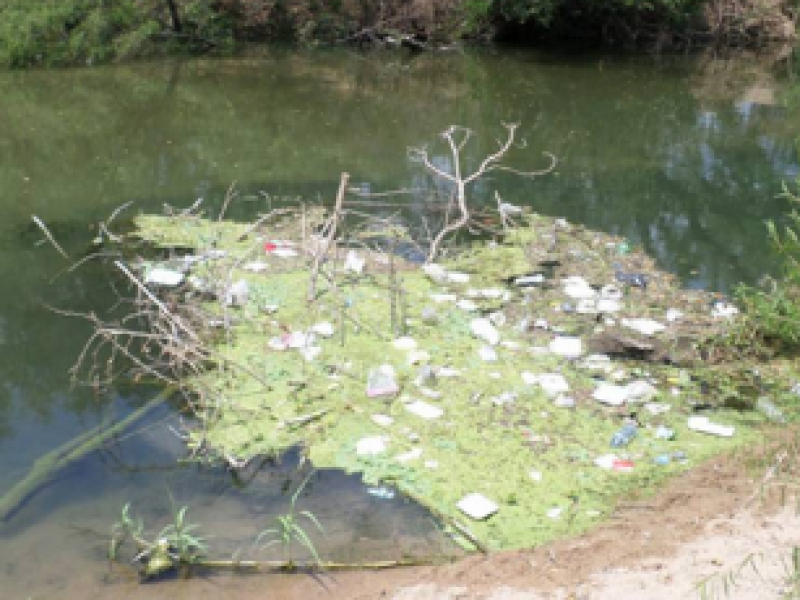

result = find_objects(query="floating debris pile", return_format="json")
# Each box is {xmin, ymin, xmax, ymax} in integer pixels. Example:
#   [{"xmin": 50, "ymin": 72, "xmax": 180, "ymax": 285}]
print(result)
[{"xmin": 113, "ymin": 207, "xmax": 787, "ymax": 551}]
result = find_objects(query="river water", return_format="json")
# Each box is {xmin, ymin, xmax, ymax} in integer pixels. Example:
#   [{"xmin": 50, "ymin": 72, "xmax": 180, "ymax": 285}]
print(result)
[{"xmin": 0, "ymin": 46, "xmax": 797, "ymax": 597}]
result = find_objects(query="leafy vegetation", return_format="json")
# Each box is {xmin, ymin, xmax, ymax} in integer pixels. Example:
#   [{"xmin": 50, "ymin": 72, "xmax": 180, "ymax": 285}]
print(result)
[{"xmin": 737, "ymin": 180, "xmax": 800, "ymax": 352}]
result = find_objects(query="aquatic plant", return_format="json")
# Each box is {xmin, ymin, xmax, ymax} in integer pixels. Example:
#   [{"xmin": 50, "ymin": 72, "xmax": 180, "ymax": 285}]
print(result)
[{"xmin": 254, "ymin": 471, "xmax": 325, "ymax": 568}]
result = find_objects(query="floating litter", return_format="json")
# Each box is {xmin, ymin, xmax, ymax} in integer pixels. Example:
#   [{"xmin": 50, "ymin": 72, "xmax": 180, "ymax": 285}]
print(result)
[{"xmin": 457, "ymin": 493, "xmax": 499, "ymax": 520}]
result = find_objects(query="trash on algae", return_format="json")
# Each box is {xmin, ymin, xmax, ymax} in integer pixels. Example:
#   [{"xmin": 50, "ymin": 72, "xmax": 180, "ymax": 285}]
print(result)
[{"xmin": 124, "ymin": 208, "xmax": 785, "ymax": 552}]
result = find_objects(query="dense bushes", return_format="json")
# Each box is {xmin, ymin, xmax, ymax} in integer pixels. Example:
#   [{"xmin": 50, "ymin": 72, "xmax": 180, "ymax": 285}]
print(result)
[{"xmin": 0, "ymin": 0, "xmax": 795, "ymax": 67}]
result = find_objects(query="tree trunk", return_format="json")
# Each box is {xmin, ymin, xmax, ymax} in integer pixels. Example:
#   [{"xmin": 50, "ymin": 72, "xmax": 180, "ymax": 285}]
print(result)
[{"xmin": 165, "ymin": 0, "xmax": 182, "ymax": 33}]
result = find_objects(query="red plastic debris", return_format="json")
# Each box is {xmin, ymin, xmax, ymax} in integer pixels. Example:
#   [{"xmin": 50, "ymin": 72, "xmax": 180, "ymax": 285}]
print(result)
[
  {"xmin": 612, "ymin": 459, "xmax": 634, "ymax": 472},
  {"xmin": 264, "ymin": 242, "xmax": 278, "ymax": 253}
]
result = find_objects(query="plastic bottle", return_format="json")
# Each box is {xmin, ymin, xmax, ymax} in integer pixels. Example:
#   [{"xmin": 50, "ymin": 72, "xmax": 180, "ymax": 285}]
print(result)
[
  {"xmin": 756, "ymin": 397, "xmax": 786, "ymax": 424},
  {"xmin": 610, "ymin": 421, "xmax": 638, "ymax": 448}
]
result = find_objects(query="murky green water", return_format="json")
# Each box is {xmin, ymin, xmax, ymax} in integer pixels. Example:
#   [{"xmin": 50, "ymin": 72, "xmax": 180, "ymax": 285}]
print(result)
[{"xmin": 0, "ymin": 46, "xmax": 798, "ymax": 597}]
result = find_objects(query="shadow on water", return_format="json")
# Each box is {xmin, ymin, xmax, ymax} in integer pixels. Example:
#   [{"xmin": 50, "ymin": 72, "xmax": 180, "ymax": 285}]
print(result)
[{"xmin": 0, "ymin": 45, "xmax": 798, "ymax": 596}]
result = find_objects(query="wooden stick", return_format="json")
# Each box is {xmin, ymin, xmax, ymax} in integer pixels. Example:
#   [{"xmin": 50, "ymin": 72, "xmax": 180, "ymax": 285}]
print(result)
[
  {"xmin": 31, "ymin": 215, "xmax": 70, "ymax": 260},
  {"xmin": 309, "ymin": 172, "xmax": 349, "ymax": 301}
]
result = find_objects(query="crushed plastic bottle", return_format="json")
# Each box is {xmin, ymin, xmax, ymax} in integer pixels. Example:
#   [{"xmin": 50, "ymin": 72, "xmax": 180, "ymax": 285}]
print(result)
[
  {"xmin": 367, "ymin": 365, "xmax": 399, "ymax": 399},
  {"xmin": 610, "ymin": 421, "xmax": 638, "ymax": 448}
]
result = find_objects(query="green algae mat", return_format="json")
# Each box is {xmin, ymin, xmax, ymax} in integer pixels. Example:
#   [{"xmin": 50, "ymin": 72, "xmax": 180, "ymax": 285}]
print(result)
[{"xmin": 124, "ymin": 209, "xmax": 793, "ymax": 552}]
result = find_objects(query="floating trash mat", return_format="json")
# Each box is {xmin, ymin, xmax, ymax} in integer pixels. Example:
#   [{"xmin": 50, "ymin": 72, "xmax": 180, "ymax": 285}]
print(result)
[{"xmin": 88, "ymin": 207, "xmax": 798, "ymax": 553}]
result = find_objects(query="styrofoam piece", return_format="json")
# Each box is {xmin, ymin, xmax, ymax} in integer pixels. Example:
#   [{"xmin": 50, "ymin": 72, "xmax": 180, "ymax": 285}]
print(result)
[
  {"xmin": 311, "ymin": 322, "xmax": 335, "ymax": 337},
  {"xmin": 423, "ymin": 263, "xmax": 447, "ymax": 282},
  {"xmin": 300, "ymin": 345, "xmax": 322, "ymax": 361},
  {"xmin": 286, "ymin": 332, "xmax": 314, "ymax": 349},
  {"xmin": 581, "ymin": 354, "xmax": 611, "ymax": 371},
  {"xmin": 437, "ymin": 367, "xmax": 462, "ymax": 378},
  {"xmin": 625, "ymin": 379, "xmax": 657, "ymax": 403},
  {"xmin": 600, "ymin": 284, "xmax": 623, "ymax": 300},
  {"xmin": 393, "ymin": 336, "xmax": 418, "ymax": 351},
  {"xmin": 593, "ymin": 383, "xmax": 629, "ymax": 406},
  {"xmin": 446, "ymin": 272, "xmax": 470, "ymax": 284},
  {"xmin": 397, "ymin": 448, "xmax": 422, "ymax": 462},
  {"xmin": 596, "ymin": 298, "xmax": 622, "ymax": 313},
  {"xmin": 549, "ymin": 336, "xmax": 583, "ymax": 358},
  {"xmin": 356, "ymin": 436, "xmax": 388, "ymax": 456},
  {"xmin": 489, "ymin": 311, "xmax": 507, "ymax": 327},
  {"xmin": 621, "ymin": 318, "xmax": 666, "ymax": 336},
  {"xmin": 534, "ymin": 318, "xmax": 549, "ymax": 330},
  {"xmin": 457, "ymin": 298, "xmax": 478, "ymax": 312},
  {"xmin": 430, "ymin": 293, "xmax": 457, "ymax": 303},
  {"xmin": 562, "ymin": 276, "xmax": 597, "ymax": 299},
  {"xmin": 424, "ymin": 460, "xmax": 439, "ymax": 469},
  {"xmin": 576, "ymin": 299, "xmax": 598, "ymax": 314},
  {"xmin": 546, "ymin": 507, "xmax": 563, "ymax": 519},
  {"xmin": 529, "ymin": 469, "xmax": 543, "ymax": 482},
  {"xmin": 478, "ymin": 345, "xmax": 498, "ymax": 362},
  {"xmin": 688, "ymin": 415, "xmax": 735, "ymax": 437},
  {"xmin": 712, "ymin": 302, "xmax": 739, "ymax": 319},
  {"xmin": 554, "ymin": 395, "xmax": 576, "ymax": 408},
  {"xmin": 666, "ymin": 308, "xmax": 684, "ymax": 322},
  {"xmin": 491, "ymin": 391, "xmax": 518, "ymax": 405},
  {"xmin": 371, "ymin": 414, "xmax": 394, "ymax": 428},
  {"xmin": 344, "ymin": 250, "xmax": 365, "ymax": 273},
  {"xmin": 457, "ymin": 493, "xmax": 499, "ymax": 520},
  {"xmin": 243, "ymin": 261, "xmax": 269, "ymax": 273},
  {"xmin": 481, "ymin": 288, "xmax": 507, "ymax": 299},
  {"xmin": 538, "ymin": 374, "xmax": 570, "ymax": 397},
  {"xmin": 273, "ymin": 247, "xmax": 298, "ymax": 258},
  {"xmin": 514, "ymin": 274, "xmax": 545, "ymax": 286},
  {"xmin": 471, "ymin": 318, "xmax": 499, "ymax": 346},
  {"xmin": 644, "ymin": 402, "xmax": 671, "ymax": 415},
  {"xmin": 405, "ymin": 400, "xmax": 443, "ymax": 420},
  {"xmin": 145, "ymin": 267, "xmax": 184, "ymax": 287},
  {"xmin": 594, "ymin": 454, "xmax": 618, "ymax": 469},
  {"xmin": 498, "ymin": 201, "xmax": 523, "ymax": 215},
  {"xmin": 225, "ymin": 279, "xmax": 250, "ymax": 306},
  {"xmin": 521, "ymin": 371, "xmax": 539, "ymax": 385}
]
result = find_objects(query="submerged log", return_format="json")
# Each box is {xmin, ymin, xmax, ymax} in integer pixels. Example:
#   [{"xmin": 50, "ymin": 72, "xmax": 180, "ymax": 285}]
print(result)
[{"xmin": 0, "ymin": 386, "xmax": 175, "ymax": 522}]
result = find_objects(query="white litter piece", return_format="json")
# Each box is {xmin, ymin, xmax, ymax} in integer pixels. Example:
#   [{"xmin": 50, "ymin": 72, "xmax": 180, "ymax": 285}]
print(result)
[
  {"xmin": 430, "ymin": 293, "xmax": 457, "ymax": 303},
  {"xmin": 471, "ymin": 318, "xmax": 499, "ymax": 346},
  {"xmin": 529, "ymin": 470, "xmax": 543, "ymax": 482},
  {"xmin": 489, "ymin": 311, "xmax": 507, "ymax": 327},
  {"xmin": 423, "ymin": 263, "xmax": 447, "ymax": 282},
  {"xmin": 457, "ymin": 493, "xmax": 499, "ymax": 520},
  {"xmin": 594, "ymin": 454, "xmax": 618, "ymax": 469},
  {"xmin": 457, "ymin": 298, "xmax": 479, "ymax": 312},
  {"xmin": 582, "ymin": 354, "xmax": 612, "ymax": 371},
  {"xmin": 712, "ymin": 302, "xmax": 739, "ymax": 319},
  {"xmin": 371, "ymin": 414, "xmax": 394, "ymax": 428},
  {"xmin": 596, "ymin": 298, "xmax": 622, "ymax": 313},
  {"xmin": 501, "ymin": 340, "xmax": 521, "ymax": 350},
  {"xmin": 644, "ymin": 402, "xmax": 671, "ymax": 416},
  {"xmin": 622, "ymin": 318, "xmax": 666, "ymax": 336},
  {"xmin": 273, "ymin": 247, "xmax": 298, "ymax": 259},
  {"xmin": 424, "ymin": 460, "xmax": 439, "ymax": 469},
  {"xmin": 397, "ymin": 448, "xmax": 422, "ymax": 462},
  {"xmin": 356, "ymin": 436, "xmax": 388, "ymax": 456},
  {"xmin": 481, "ymin": 288, "xmax": 507, "ymax": 299},
  {"xmin": 576, "ymin": 299, "xmax": 598, "ymax": 314},
  {"xmin": 625, "ymin": 380, "xmax": 657, "ymax": 403},
  {"xmin": 286, "ymin": 332, "xmax": 314, "ymax": 349},
  {"xmin": 393, "ymin": 336, "xmax": 418, "ymax": 351},
  {"xmin": 688, "ymin": 415, "xmax": 735, "ymax": 437},
  {"xmin": 418, "ymin": 386, "xmax": 442, "ymax": 399},
  {"xmin": 437, "ymin": 367, "xmax": 462, "ymax": 378},
  {"xmin": 554, "ymin": 395, "xmax": 576, "ymax": 408},
  {"xmin": 498, "ymin": 201, "xmax": 523, "ymax": 215},
  {"xmin": 344, "ymin": 250, "xmax": 365, "ymax": 273},
  {"xmin": 311, "ymin": 322, "xmax": 335, "ymax": 337},
  {"xmin": 593, "ymin": 383, "xmax": 629, "ymax": 406},
  {"xmin": 546, "ymin": 507, "xmax": 564, "ymax": 519},
  {"xmin": 263, "ymin": 304, "xmax": 279, "ymax": 314},
  {"xmin": 515, "ymin": 274, "xmax": 545, "ymax": 286},
  {"xmin": 243, "ymin": 261, "xmax": 269, "ymax": 273},
  {"xmin": 489, "ymin": 372, "xmax": 502, "ymax": 379},
  {"xmin": 267, "ymin": 336, "xmax": 289, "ymax": 351},
  {"xmin": 366, "ymin": 365, "xmax": 399, "ymax": 398},
  {"xmin": 600, "ymin": 284, "xmax": 623, "ymax": 300},
  {"xmin": 405, "ymin": 400, "xmax": 443, "ymax": 420},
  {"xmin": 666, "ymin": 308, "xmax": 684, "ymax": 322},
  {"xmin": 534, "ymin": 318, "xmax": 549, "ymax": 330},
  {"xmin": 225, "ymin": 279, "xmax": 250, "ymax": 306},
  {"xmin": 464, "ymin": 288, "xmax": 481, "ymax": 298},
  {"xmin": 478, "ymin": 346, "xmax": 498, "ymax": 362},
  {"xmin": 563, "ymin": 276, "xmax": 597, "ymax": 299},
  {"xmin": 300, "ymin": 345, "xmax": 322, "ymax": 361},
  {"xmin": 446, "ymin": 272, "xmax": 470, "ymax": 284},
  {"xmin": 521, "ymin": 372, "xmax": 539, "ymax": 385},
  {"xmin": 145, "ymin": 267, "xmax": 184, "ymax": 287},
  {"xmin": 491, "ymin": 391, "xmax": 518, "ymax": 405},
  {"xmin": 549, "ymin": 336, "xmax": 583, "ymax": 358},
  {"xmin": 538, "ymin": 374, "xmax": 570, "ymax": 397}
]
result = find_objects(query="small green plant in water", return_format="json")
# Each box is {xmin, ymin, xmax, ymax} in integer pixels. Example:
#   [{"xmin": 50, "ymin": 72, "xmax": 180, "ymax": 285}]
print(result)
[
  {"xmin": 109, "ymin": 502, "xmax": 207, "ymax": 579},
  {"xmin": 255, "ymin": 471, "xmax": 324, "ymax": 568}
]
